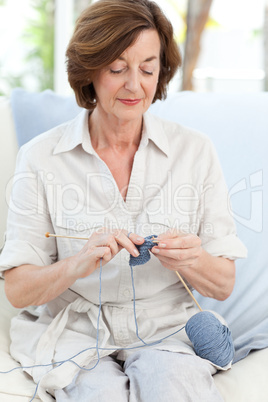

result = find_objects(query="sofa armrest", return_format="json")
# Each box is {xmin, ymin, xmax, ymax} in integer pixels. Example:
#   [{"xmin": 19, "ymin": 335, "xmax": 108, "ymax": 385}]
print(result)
[
  {"xmin": 0, "ymin": 279, "xmax": 41, "ymax": 400},
  {"xmin": 0, "ymin": 98, "xmax": 18, "ymax": 246},
  {"xmin": 214, "ymin": 348, "xmax": 268, "ymax": 401}
]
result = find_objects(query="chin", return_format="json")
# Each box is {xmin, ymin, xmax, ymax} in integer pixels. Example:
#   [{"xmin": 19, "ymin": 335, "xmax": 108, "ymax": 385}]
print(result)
[{"xmin": 114, "ymin": 107, "xmax": 146, "ymax": 122}]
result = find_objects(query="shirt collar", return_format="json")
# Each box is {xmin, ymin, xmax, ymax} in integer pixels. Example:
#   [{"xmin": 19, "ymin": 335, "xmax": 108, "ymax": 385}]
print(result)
[
  {"xmin": 142, "ymin": 112, "xmax": 170, "ymax": 157},
  {"xmin": 53, "ymin": 109, "xmax": 170, "ymax": 157},
  {"xmin": 53, "ymin": 109, "xmax": 95, "ymax": 155}
]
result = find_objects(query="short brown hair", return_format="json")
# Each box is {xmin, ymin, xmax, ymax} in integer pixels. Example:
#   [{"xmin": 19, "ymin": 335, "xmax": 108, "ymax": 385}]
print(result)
[{"xmin": 66, "ymin": 0, "xmax": 181, "ymax": 110}]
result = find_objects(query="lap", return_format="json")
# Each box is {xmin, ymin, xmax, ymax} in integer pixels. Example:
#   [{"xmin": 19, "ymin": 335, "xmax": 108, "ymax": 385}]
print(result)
[
  {"xmin": 54, "ymin": 355, "xmax": 129, "ymax": 402},
  {"xmin": 55, "ymin": 350, "xmax": 223, "ymax": 402},
  {"xmin": 125, "ymin": 350, "xmax": 223, "ymax": 402}
]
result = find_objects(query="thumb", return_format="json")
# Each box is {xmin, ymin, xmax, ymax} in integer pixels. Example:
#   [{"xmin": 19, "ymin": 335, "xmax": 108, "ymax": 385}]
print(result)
[{"xmin": 92, "ymin": 246, "xmax": 113, "ymax": 265}]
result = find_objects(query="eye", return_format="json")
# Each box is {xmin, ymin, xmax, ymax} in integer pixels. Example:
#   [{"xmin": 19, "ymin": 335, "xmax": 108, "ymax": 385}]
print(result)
[
  {"xmin": 110, "ymin": 69, "xmax": 123, "ymax": 74},
  {"xmin": 142, "ymin": 70, "xmax": 153, "ymax": 76}
]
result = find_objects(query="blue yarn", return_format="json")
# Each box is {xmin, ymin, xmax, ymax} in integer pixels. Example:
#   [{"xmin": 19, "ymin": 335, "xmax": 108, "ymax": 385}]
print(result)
[
  {"xmin": 185, "ymin": 311, "xmax": 234, "ymax": 366},
  {"xmin": 0, "ymin": 235, "xmax": 234, "ymax": 401},
  {"xmin": 0, "ymin": 252, "xmax": 186, "ymax": 401},
  {"xmin": 129, "ymin": 235, "xmax": 157, "ymax": 266},
  {"xmin": 129, "ymin": 263, "xmax": 148, "ymax": 345},
  {"xmin": 129, "ymin": 236, "xmax": 234, "ymax": 367}
]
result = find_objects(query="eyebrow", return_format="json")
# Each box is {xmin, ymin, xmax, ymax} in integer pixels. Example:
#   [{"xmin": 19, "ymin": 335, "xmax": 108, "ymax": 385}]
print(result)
[{"xmin": 118, "ymin": 56, "xmax": 158, "ymax": 63}]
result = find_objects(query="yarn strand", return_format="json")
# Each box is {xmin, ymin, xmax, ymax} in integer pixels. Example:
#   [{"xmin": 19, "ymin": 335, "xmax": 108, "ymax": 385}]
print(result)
[
  {"xmin": 129, "ymin": 263, "xmax": 148, "ymax": 345},
  {"xmin": 0, "ymin": 235, "xmax": 235, "ymax": 400}
]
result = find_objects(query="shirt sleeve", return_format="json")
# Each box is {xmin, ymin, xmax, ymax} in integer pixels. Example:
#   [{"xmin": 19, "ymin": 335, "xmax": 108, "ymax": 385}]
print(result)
[
  {"xmin": 0, "ymin": 145, "xmax": 57, "ymax": 278},
  {"xmin": 197, "ymin": 138, "xmax": 247, "ymax": 260}
]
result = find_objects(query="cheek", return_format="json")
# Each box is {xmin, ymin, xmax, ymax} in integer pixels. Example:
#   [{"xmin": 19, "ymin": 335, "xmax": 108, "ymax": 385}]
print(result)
[
  {"xmin": 106, "ymin": 72, "xmax": 126, "ymax": 91},
  {"xmin": 103, "ymin": 77, "xmax": 120, "ymax": 93},
  {"xmin": 94, "ymin": 76, "xmax": 121, "ymax": 101},
  {"xmin": 145, "ymin": 79, "xmax": 159, "ymax": 99},
  {"xmin": 146, "ymin": 69, "xmax": 160, "ymax": 97}
]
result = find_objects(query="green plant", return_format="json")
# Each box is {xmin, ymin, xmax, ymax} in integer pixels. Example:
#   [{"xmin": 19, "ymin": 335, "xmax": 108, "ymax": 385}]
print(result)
[
  {"xmin": 24, "ymin": 0, "xmax": 55, "ymax": 90},
  {"xmin": 0, "ymin": 75, "xmax": 25, "ymax": 96}
]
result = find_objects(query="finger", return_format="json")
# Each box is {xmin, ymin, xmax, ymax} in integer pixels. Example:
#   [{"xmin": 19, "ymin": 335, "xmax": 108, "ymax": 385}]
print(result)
[
  {"xmin": 127, "ymin": 232, "xmax": 144, "ymax": 245},
  {"xmin": 113, "ymin": 230, "xmax": 142, "ymax": 257},
  {"xmin": 156, "ymin": 235, "xmax": 201, "ymax": 250},
  {"xmin": 92, "ymin": 246, "xmax": 112, "ymax": 261},
  {"xmin": 100, "ymin": 234, "xmax": 120, "ymax": 257},
  {"xmin": 156, "ymin": 228, "xmax": 184, "ymax": 241},
  {"xmin": 151, "ymin": 246, "xmax": 200, "ymax": 261},
  {"xmin": 153, "ymin": 254, "xmax": 192, "ymax": 270},
  {"xmin": 88, "ymin": 232, "xmax": 120, "ymax": 257},
  {"xmin": 90, "ymin": 228, "xmax": 143, "ymax": 257},
  {"xmin": 76, "ymin": 246, "xmax": 113, "ymax": 277}
]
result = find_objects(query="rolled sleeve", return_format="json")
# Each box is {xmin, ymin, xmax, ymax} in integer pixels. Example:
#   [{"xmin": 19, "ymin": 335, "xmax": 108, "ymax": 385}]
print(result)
[
  {"xmin": 0, "ymin": 145, "xmax": 57, "ymax": 277},
  {"xmin": 197, "ymin": 139, "xmax": 247, "ymax": 260},
  {"xmin": 0, "ymin": 240, "xmax": 53, "ymax": 278},
  {"xmin": 202, "ymin": 234, "xmax": 247, "ymax": 260}
]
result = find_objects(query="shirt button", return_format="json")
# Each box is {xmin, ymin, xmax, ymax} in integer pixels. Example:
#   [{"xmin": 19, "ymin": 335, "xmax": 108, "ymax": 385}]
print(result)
[{"xmin": 123, "ymin": 289, "xmax": 131, "ymax": 298}]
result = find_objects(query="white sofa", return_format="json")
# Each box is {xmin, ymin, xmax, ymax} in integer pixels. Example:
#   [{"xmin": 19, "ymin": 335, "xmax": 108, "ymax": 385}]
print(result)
[{"xmin": 0, "ymin": 91, "xmax": 268, "ymax": 401}]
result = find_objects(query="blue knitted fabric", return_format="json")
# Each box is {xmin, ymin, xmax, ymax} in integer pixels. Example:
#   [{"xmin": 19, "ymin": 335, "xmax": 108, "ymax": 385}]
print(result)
[
  {"xmin": 129, "ymin": 235, "xmax": 234, "ymax": 367},
  {"xmin": 129, "ymin": 235, "xmax": 157, "ymax": 266}
]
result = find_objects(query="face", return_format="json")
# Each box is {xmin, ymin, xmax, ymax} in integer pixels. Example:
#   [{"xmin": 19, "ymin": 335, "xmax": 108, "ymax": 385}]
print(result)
[{"xmin": 92, "ymin": 29, "xmax": 161, "ymax": 124}]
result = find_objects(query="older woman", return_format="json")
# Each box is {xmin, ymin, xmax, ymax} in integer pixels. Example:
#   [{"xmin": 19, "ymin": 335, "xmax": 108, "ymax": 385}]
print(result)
[{"xmin": 0, "ymin": 0, "xmax": 246, "ymax": 401}]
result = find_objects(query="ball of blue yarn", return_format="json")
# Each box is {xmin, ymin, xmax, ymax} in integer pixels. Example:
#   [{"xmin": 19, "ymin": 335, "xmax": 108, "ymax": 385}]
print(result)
[
  {"xmin": 129, "ymin": 235, "xmax": 157, "ymax": 266},
  {"xmin": 185, "ymin": 311, "xmax": 235, "ymax": 367}
]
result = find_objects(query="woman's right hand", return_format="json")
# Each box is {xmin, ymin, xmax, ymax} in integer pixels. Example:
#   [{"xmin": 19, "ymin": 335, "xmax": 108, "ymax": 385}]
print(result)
[
  {"xmin": 67, "ymin": 228, "xmax": 144, "ymax": 279},
  {"xmin": 4, "ymin": 228, "xmax": 144, "ymax": 308}
]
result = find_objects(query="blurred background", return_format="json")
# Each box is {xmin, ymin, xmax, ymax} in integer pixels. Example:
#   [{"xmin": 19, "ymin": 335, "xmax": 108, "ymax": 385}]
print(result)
[{"xmin": 0, "ymin": 0, "xmax": 267, "ymax": 96}]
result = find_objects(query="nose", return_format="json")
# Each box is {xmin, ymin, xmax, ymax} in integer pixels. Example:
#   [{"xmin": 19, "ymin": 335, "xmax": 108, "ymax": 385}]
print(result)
[{"xmin": 124, "ymin": 69, "xmax": 140, "ymax": 93}]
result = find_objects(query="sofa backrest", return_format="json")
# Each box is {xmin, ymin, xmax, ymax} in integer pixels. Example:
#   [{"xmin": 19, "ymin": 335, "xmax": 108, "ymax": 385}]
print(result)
[
  {"xmin": 150, "ymin": 91, "xmax": 268, "ymax": 361},
  {"xmin": 1, "ymin": 90, "xmax": 268, "ymax": 361}
]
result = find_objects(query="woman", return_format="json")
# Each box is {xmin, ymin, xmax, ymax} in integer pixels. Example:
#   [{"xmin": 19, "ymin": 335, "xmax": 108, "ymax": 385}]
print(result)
[{"xmin": 0, "ymin": 0, "xmax": 247, "ymax": 401}]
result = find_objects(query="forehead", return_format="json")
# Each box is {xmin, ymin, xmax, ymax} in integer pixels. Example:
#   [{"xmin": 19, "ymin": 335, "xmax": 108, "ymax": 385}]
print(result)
[{"xmin": 119, "ymin": 29, "xmax": 161, "ymax": 61}]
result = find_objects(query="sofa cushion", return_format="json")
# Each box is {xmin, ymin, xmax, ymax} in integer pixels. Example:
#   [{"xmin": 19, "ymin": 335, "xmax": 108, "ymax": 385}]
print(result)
[
  {"xmin": 150, "ymin": 91, "xmax": 268, "ymax": 361},
  {"xmin": 11, "ymin": 88, "xmax": 81, "ymax": 147},
  {"xmin": 0, "ymin": 277, "xmax": 268, "ymax": 402}
]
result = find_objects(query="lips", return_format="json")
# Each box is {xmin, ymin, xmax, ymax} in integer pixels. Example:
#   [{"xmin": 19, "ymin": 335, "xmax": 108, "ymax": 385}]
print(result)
[{"xmin": 118, "ymin": 98, "xmax": 141, "ymax": 106}]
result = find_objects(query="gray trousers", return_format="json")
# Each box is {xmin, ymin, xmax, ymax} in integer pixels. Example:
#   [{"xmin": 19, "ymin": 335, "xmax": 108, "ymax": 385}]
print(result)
[{"xmin": 54, "ymin": 350, "xmax": 224, "ymax": 402}]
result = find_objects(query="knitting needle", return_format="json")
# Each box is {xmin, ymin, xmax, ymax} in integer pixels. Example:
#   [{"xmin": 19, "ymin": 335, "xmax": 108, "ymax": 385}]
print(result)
[
  {"xmin": 45, "ymin": 233, "xmax": 160, "ymax": 242},
  {"xmin": 45, "ymin": 232, "xmax": 202, "ymax": 311},
  {"xmin": 45, "ymin": 232, "xmax": 89, "ymax": 241},
  {"xmin": 151, "ymin": 237, "xmax": 202, "ymax": 311},
  {"xmin": 175, "ymin": 271, "xmax": 203, "ymax": 312}
]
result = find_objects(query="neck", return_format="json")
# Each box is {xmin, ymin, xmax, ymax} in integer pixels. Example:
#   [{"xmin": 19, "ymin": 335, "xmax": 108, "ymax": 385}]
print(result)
[{"xmin": 89, "ymin": 108, "xmax": 143, "ymax": 151}]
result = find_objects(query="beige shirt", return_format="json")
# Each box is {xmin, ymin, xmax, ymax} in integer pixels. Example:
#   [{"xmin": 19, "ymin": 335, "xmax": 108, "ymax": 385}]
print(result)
[{"xmin": 0, "ymin": 110, "xmax": 247, "ymax": 400}]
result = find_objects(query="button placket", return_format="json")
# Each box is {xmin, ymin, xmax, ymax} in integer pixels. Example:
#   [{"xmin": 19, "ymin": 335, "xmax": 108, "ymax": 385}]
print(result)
[
  {"xmin": 125, "ymin": 147, "xmax": 146, "ymax": 213},
  {"xmin": 117, "ymin": 249, "xmax": 131, "ymax": 300},
  {"xmin": 112, "ymin": 306, "xmax": 130, "ymax": 348}
]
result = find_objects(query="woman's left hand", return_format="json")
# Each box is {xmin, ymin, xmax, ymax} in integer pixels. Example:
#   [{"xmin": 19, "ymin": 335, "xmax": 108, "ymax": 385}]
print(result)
[
  {"xmin": 151, "ymin": 229, "xmax": 202, "ymax": 271},
  {"xmin": 151, "ymin": 229, "xmax": 235, "ymax": 301}
]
